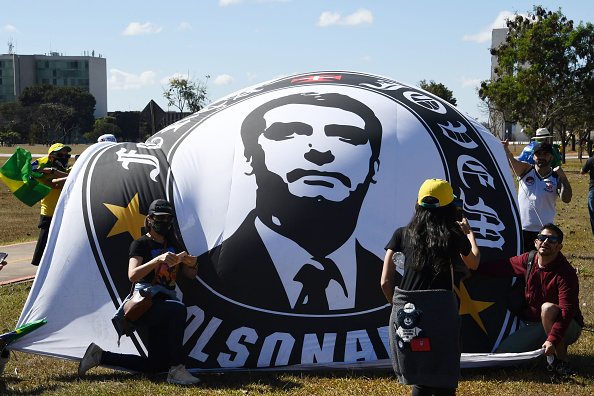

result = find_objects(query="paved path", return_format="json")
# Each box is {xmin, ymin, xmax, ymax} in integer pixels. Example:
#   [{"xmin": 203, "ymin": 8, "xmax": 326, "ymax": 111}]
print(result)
[{"xmin": 0, "ymin": 241, "xmax": 37, "ymax": 285}]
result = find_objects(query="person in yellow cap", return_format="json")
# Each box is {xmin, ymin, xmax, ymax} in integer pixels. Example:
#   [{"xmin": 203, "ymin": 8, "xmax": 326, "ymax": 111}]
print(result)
[
  {"xmin": 381, "ymin": 179, "xmax": 480, "ymax": 396},
  {"xmin": 30, "ymin": 143, "xmax": 71, "ymax": 266}
]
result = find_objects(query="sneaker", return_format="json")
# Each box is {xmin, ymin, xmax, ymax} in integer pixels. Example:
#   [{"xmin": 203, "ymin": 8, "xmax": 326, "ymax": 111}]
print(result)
[
  {"xmin": 78, "ymin": 343, "xmax": 103, "ymax": 377},
  {"xmin": 547, "ymin": 355, "xmax": 575, "ymax": 377},
  {"xmin": 167, "ymin": 364, "xmax": 201, "ymax": 385}
]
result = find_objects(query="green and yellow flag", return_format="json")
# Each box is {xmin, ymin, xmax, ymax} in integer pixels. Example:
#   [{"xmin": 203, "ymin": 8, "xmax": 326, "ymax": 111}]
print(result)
[{"xmin": 0, "ymin": 147, "xmax": 51, "ymax": 206}]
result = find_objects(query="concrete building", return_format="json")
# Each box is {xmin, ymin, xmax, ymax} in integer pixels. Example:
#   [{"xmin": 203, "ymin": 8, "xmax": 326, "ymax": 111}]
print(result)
[
  {"xmin": 490, "ymin": 28, "xmax": 528, "ymax": 142},
  {"xmin": 0, "ymin": 52, "xmax": 107, "ymax": 117}
]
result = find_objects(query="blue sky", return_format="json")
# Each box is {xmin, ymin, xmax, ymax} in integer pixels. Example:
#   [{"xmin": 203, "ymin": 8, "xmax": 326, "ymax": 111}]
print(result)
[{"xmin": 2, "ymin": 1, "xmax": 593, "ymax": 122}]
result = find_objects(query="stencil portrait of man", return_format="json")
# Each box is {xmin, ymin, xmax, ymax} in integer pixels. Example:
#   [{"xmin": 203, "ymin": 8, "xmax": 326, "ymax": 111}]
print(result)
[{"xmin": 196, "ymin": 92, "xmax": 387, "ymax": 313}]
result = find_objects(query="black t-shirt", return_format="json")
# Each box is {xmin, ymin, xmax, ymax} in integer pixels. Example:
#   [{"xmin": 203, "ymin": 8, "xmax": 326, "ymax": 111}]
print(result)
[
  {"xmin": 129, "ymin": 235, "xmax": 184, "ymax": 289},
  {"xmin": 385, "ymin": 227, "xmax": 471, "ymax": 291}
]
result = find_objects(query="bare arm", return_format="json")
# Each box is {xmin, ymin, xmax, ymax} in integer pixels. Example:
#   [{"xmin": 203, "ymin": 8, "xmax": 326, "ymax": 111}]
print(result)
[
  {"xmin": 502, "ymin": 139, "xmax": 531, "ymax": 177},
  {"xmin": 458, "ymin": 217, "xmax": 480, "ymax": 270},
  {"xmin": 554, "ymin": 166, "xmax": 572, "ymax": 203},
  {"xmin": 381, "ymin": 249, "xmax": 397, "ymax": 305},
  {"xmin": 128, "ymin": 251, "xmax": 180, "ymax": 283}
]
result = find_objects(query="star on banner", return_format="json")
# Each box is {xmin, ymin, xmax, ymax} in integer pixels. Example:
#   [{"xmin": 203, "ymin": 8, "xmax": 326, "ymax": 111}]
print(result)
[
  {"xmin": 104, "ymin": 193, "xmax": 146, "ymax": 240},
  {"xmin": 454, "ymin": 281, "xmax": 494, "ymax": 334}
]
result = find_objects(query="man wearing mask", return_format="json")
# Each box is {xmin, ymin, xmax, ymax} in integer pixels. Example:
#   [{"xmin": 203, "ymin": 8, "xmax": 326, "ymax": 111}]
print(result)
[{"xmin": 30, "ymin": 143, "xmax": 71, "ymax": 266}]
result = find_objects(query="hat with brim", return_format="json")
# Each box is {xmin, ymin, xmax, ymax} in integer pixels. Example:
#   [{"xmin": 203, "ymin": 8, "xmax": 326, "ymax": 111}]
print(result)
[
  {"xmin": 148, "ymin": 199, "xmax": 175, "ymax": 216},
  {"xmin": 48, "ymin": 143, "xmax": 72, "ymax": 155},
  {"xmin": 417, "ymin": 179, "xmax": 454, "ymax": 208},
  {"xmin": 533, "ymin": 142, "xmax": 555, "ymax": 155},
  {"xmin": 531, "ymin": 128, "xmax": 553, "ymax": 140}
]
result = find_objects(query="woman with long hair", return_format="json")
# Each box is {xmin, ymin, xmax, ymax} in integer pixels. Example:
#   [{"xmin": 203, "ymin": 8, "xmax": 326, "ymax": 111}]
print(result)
[
  {"xmin": 381, "ymin": 179, "xmax": 480, "ymax": 396},
  {"xmin": 78, "ymin": 199, "xmax": 201, "ymax": 385}
]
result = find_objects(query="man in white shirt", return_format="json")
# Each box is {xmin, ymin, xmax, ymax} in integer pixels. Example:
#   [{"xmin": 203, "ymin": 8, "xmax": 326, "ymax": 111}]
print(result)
[{"xmin": 502, "ymin": 140, "xmax": 572, "ymax": 252}]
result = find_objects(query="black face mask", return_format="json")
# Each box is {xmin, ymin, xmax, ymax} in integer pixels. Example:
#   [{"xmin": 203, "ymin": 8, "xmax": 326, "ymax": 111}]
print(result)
[
  {"xmin": 152, "ymin": 220, "xmax": 173, "ymax": 236},
  {"xmin": 53, "ymin": 158, "xmax": 69, "ymax": 170}
]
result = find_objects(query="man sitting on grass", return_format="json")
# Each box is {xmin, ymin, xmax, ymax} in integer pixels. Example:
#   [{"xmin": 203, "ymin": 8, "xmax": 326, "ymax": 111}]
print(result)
[{"xmin": 476, "ymin": 223, "xmax": 583, "ymax": 376}]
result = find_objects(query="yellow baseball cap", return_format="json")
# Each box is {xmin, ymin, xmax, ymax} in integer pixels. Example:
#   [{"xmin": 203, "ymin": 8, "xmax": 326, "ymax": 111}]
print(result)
[
  {"xmin": 417, "ymin": 179, "xmax": 454, "ymax": 208},
  {"xmin": 48, "ymin": 143, "xmax": 71, "ymax": 155}
]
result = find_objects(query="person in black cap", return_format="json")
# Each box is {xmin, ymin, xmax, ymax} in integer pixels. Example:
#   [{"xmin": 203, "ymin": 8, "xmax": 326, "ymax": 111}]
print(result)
[
  {"xmin": 502, "ymin": 139, "xmax": 572, "ymax": 252},
  {"xmin": 78, "ymin": 199, "xmax": 201, "ymax": 385}
]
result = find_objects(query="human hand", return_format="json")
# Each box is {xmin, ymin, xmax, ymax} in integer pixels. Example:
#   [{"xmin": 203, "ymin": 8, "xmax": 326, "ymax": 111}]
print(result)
[
  {"xmin": 502, "ymin": 139, "xmax": 510, "ymax": 151},
  {"xmin": 159, "ymin": 252, "xmax": 180, "ymax": 268},
  {"xmin": 542, "ymin": 340, "xmax": 556, "ymax": 356},
  {"xmin": 179, "ymin": 252, "xmax": 197, "ymax": 268},
  {"xmin": 457, "ymin": 217, "xmax": 472, "ymax": 235}
]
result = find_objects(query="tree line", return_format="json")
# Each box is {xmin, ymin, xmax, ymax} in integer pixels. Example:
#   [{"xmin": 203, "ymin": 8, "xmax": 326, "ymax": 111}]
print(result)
[{"xmin": 480, "ymin": 6, "xmax": 594, "ymax": 159}]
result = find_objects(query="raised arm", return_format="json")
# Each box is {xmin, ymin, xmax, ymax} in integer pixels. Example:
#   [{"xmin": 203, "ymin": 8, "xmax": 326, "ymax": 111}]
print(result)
[
  {"xmin": 502, "ymin": 139, "xmax": 531, "ymax": 177},
  {"xmin": 554, "ymin": 166, "xmax": 572, "ymax": 203},
  {"xmin": 458, "ymin": 217, "xmax": 480, "ymax": 270}
]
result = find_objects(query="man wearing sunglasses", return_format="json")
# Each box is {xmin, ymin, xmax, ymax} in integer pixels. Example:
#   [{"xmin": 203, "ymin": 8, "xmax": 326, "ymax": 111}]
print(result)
[
  {"xmin": 477, "ymin": 223, "xmax": 583, "ymax": 376},
  {"xmin": 30, "ymin": 143, "xmax": 71, "ymax": 266}
]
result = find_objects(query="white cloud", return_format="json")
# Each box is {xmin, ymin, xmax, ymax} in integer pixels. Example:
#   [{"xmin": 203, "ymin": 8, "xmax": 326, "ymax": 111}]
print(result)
[
  {"xmin": 214, "ymin": 74, "xmax": 235, "ymax": 85},
  {"xmin": 317, "ymin": 9, "xmax": 373, "ymax": 27},
  {"xmin": 122, "ymin": 21, "xmax": 163, "ymax": 36},
  {"xmin": 2, "ymin": 25, "xmax": 19, "ymax": 33},
  {"xmin": 220, "ymin": 0, "xmax": 244, "ymax": 5},
  {"xmin": 462, "ymin": 11, "xmax": 522, "ymax": 43},
  {"xmin": 360, "ymin": 55, "xmax": 371, "ymax": 62},
  {"xmin": 160, "ymin": 73, "xmax": 190, "ymax": 85},
  {"xmin": 108, "ymin": 69, "xmax": 157, "ymax": 90},
  {"xmin": 247, "ymin": 72, "xmax": 257, "ymax": 82},
  {"xmin": 458, "ymin": 76, "xmax": 482, "ymax": 88},
  {"xmin": 176, "ymin": 22, "xmax": 192, "ymax": 31}
]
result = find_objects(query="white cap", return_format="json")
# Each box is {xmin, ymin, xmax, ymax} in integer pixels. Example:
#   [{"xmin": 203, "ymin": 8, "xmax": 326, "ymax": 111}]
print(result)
[{"xmin": 97, "ymin": 134, "xmax": 117, "ymax": 143}]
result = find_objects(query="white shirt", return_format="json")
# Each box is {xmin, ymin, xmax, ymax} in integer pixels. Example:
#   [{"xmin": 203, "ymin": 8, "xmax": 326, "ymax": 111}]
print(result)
[
  {"xmin": 518, "ymin": 166, "xmax": 560, "ymax": 232},
  {"xmin": 255, "ymin": 217, "xmax": 357, "ymax": 310}
]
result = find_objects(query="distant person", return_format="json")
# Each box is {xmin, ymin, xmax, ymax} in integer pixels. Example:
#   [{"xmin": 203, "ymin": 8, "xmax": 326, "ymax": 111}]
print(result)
[
  {"xmin": 30, "ymin": 143, "xmax": 71, "ymax": 266},
  {"xmin": 503, "ymin": 140, "xmax": 572, "ymax": 253},
  {"xmin": 580, "ymin": 155, "xmax": 594, "ymax": 236},
  {"xmin": 518, "ymin": 128, "xmax": 562, "ymax": 168},
  {"xmin": 476, "ymin": 223, "xmax": 583, "ymax": 376},
  {"xmin": 97, "ymin": 134, "xmax": 117, "ymax": 143},
  {"xmin": 78, "ymin": 199, "xmax": 201, "ymax": 385},
  {"xmin": 381, "ymin": 179, "xmax": 480, "ymax": 396},
  {"xmin": 0, "ymin": 259, "xmax": 8, "ymax": 375}
]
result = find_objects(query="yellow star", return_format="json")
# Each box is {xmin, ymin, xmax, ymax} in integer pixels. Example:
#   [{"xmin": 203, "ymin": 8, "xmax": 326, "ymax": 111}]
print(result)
[
  {"xmin": 454, "ymin": 281, "xmax": 494, "ymax": 334},
  {"xmin": 104, "ymin": 193, "xmax": 146, "ymax": 240}
]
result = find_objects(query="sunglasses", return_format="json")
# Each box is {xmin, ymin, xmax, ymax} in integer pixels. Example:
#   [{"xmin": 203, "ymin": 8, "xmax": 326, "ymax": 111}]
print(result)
[
  {"xmin": 537, "ymin": 234, "xmax": 559, "ymax": 243},
  {"xmin": 53, "ymin": 153, "xmax": 71, "ymax": 159}
]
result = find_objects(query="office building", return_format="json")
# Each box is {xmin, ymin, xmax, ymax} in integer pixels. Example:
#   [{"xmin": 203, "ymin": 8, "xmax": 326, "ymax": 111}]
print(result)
[{"xmin": 0, "ymin": 52, "xmax": 107, "ymax": 117}]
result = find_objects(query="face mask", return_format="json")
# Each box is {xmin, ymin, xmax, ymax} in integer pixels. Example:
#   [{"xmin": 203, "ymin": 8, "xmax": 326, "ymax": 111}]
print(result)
[
  {"xmin": 152, "ymin": 220, "xmax": 173, "ymax": 236},
  {"xmin": 53, "ymin": 158, "xmax": 69, "ymax": 170}
]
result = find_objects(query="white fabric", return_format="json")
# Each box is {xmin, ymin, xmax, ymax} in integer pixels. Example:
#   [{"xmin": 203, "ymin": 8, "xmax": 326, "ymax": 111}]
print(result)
[{"xmin": 518, "ymin": 167, "xmax": 560, "ymax": 231}]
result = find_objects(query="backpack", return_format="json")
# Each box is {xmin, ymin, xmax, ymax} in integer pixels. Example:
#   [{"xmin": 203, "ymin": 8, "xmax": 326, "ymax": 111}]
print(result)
[{"xmin": 505, "ymin": 250, "xmax": 537, "ymax": 319}]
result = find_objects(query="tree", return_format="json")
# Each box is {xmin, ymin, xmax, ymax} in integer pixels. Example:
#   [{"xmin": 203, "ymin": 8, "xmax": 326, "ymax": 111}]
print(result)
[
  {"xmin": 479, "ymin": 6, "xmax": 594, "ymax": 161},
  {"xmin": 84, "ymin": 117, "xmax": 122, "ymax": 142},
  {"xmin": 163, "ymin": 75, "xmax": 210, "ymax": 114},
  {"xmin": 18, "ymin": 84, "xmax": 96, "ymax": 143},
  {"xmin": 418, "ymin": 79, "xmax": 457, "ymax": 106}
]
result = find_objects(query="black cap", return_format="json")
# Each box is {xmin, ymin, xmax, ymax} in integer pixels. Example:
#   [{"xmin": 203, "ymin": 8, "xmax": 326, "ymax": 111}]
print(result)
[
  {"xmin": 533, "ymin": 142, "xmax": 554, "ymax": 155},
  {"xmin": 148, "ymin": 199, "xmax": 175, "ymax": 216}
]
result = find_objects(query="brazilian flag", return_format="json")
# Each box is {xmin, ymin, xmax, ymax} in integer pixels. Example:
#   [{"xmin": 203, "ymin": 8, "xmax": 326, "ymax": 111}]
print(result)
[{"xmin": 0, "ymin": 147, "xmax": 51, "ymax": 206}]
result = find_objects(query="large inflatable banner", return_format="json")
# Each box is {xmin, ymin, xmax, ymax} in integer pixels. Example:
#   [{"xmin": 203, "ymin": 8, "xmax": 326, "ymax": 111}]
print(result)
[{"xmin": 13, "ymin": 71, "xmax": 537, "ymax": 371}]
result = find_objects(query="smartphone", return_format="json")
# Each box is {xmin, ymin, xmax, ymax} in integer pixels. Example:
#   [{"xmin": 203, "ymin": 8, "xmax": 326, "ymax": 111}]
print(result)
[
  {"xmin": 0, "ymin": 252, "xmax": 7, "ymax": 262},
  {"xmin": 452, "ymin": 198, "xmax": 465, "ymax": 221}
]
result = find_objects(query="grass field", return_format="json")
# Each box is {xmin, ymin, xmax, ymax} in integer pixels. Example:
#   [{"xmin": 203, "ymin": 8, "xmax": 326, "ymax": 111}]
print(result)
[{"xmin": 0, "ymin": 144, "xmax": 593, "ymax": 395}]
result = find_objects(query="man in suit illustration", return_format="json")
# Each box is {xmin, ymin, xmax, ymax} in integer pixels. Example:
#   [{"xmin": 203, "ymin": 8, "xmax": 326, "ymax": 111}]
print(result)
[{"xmin": 196, "ymin": 91, "xmax": 388, "ymax": 313}]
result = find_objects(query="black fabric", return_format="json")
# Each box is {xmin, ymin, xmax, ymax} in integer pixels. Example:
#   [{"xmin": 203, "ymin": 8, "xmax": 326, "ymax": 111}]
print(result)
[
  {"xmin": 385, "ymin": 227, "xmax": 471, "ymax": 291},
  {"xmin": 522, "ymin": 230, "xmax": 539, "ymax": 254},
  {"xmin": 506, "ymin": 250, "xmax": 537, "ymax": 319},
  {"xmin": 293, "ymin": 257, "xmax": 345, "ymax": 313},
  {"xmin": 389, "ymin": 287, "xmax": 461, "ymax": 388},
  {"xmin": 128, "ymin": 235, "xmax": 184, "ymax": 285}
]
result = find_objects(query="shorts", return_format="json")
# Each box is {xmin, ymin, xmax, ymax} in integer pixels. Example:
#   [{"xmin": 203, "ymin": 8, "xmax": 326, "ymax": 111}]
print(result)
[{"xmin": 498, "ymin": 319, "xmax": 582, "ymax": 353}]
